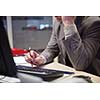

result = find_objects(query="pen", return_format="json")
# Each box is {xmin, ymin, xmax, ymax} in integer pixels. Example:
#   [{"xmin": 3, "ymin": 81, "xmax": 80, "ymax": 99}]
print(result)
[
  {"xmin": 27, "ymin": 47, "xmax": 38, "ymax": 65},
  {"xmin": 27, "ymin": 47, "xmax": 32, "ymax": 52}
]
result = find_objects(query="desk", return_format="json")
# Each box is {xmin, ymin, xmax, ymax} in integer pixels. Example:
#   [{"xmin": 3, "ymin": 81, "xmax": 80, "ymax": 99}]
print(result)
[
  {"xmin": 42, "ymin": 62, "xmax": 100, "ymax": 83},
  {"xmin": 14, "ymin": 56, "xmax": 100, "ymax": 83}
]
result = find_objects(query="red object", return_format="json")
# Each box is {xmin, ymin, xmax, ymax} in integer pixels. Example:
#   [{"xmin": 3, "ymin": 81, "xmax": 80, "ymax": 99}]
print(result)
[{"xmin": 11, "ymin": 48, "xmax": 28, "ymax": 56}]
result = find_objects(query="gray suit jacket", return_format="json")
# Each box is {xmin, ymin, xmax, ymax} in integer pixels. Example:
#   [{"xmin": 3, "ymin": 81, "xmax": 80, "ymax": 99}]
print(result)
[{"xmin": 41, "ymin": 16, "xmax": 100, "ymax": 76}]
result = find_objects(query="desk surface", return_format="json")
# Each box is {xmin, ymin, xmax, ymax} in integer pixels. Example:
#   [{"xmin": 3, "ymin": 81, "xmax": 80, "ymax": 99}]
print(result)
[
  {"xmin": 14, "ymin": 56, "xmax": 100, "ymax": 83},
  {"xmin": 41, "ymin": 62, "xmax": 100, "ymax": 83}
]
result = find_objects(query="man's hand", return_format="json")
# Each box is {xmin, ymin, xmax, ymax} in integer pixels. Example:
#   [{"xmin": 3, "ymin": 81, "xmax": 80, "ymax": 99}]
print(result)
[
  {"xmin": 62, "ymin": 16, "xmax": 76, "ymax": 27},
  {"xmin": 25, "ymin": 50, "xmax": 45, "ymax": 67}
]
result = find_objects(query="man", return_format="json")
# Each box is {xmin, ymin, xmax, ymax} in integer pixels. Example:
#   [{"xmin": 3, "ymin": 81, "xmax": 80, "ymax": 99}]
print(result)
[{"xmin": 25, "ymin": 16, "xmax": 100, "ymax": 76}]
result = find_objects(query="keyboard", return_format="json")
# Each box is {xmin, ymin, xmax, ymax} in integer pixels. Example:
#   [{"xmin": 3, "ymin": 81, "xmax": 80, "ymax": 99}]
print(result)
[{"xmin": 16, "ymin": 65, "xmax": 74, "ymax": 81}]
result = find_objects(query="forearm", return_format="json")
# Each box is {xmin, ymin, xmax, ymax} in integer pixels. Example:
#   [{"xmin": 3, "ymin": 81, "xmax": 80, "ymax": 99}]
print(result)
[{"xmin": 41, "ymin": 23, "xmax": 60, "ymax": 64}]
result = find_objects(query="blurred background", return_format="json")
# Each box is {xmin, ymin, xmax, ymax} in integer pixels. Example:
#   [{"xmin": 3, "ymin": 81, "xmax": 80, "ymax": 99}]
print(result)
[{"xmin": 3, "ymin": 16, "xmax": 52, "ymax": 53}]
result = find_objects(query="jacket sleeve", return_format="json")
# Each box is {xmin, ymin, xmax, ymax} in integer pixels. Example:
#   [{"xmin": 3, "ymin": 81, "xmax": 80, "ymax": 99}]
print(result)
[
  {"xmin": 62, "ymin": 19, "xmax": 100, "ymax": 71},
  {"xmin": 41, "ymin": 20, "xmax": 60, "ymax": 63}
]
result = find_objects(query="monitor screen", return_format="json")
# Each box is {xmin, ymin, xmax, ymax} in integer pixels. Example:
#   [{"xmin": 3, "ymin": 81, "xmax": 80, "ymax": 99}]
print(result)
[{"xmin": 0, "ymin": 17, "xmax": 17, "ymax": 77}]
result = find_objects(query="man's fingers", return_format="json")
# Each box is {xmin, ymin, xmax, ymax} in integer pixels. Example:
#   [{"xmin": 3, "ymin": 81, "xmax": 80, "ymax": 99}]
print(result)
[
  {"xmin": 24, "ymin": 55, "xmax": 32, "ymax": 63},
  {"xmin": 30, "ymin": 50, "xmax": 36, "ymax": 58},
  {"xmin": 30, "ymin": 50, "xmax": 39, "ymax": 58},
  {"xmin": 24, "ymin": 50, "xmax": 41, "ymax": 65},
  {"xmin": 25, "ymin": 52, "xmax": 36, "ymax": 64},
  {"xmin": 35, "ymin": 56, "xmax": 44, "ymax": 65}
]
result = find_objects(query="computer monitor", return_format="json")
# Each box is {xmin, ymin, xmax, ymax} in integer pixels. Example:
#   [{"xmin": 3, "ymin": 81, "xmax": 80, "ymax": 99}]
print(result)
[{"xmin": 0, "ymin": 17, "xmax": 17, "ymax": 77}]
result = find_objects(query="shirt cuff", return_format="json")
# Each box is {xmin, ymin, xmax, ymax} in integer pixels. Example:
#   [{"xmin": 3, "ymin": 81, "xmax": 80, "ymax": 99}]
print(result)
[
  {"xmin": 40, "ymin": 55, "xmax": 47, "ymax": 64},
  {"xmin": 64, "ymin": 24, "xmax": 78, "ymax": 39}
]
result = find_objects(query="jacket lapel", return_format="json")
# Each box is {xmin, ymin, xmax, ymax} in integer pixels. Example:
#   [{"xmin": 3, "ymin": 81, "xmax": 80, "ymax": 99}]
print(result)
[
  {"xmin": 59, "ymin": 23, "xmax": 65, "ymax": 40},
  {"xmin": 54, "ymin": 20, "xmax": 61, "ymax": 35}
]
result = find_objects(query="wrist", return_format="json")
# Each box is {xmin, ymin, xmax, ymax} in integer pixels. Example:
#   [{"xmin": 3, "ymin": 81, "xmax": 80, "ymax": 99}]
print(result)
[{"xmin": 40, "ymin": 55, "xmax": 47, "ymax": 64}]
